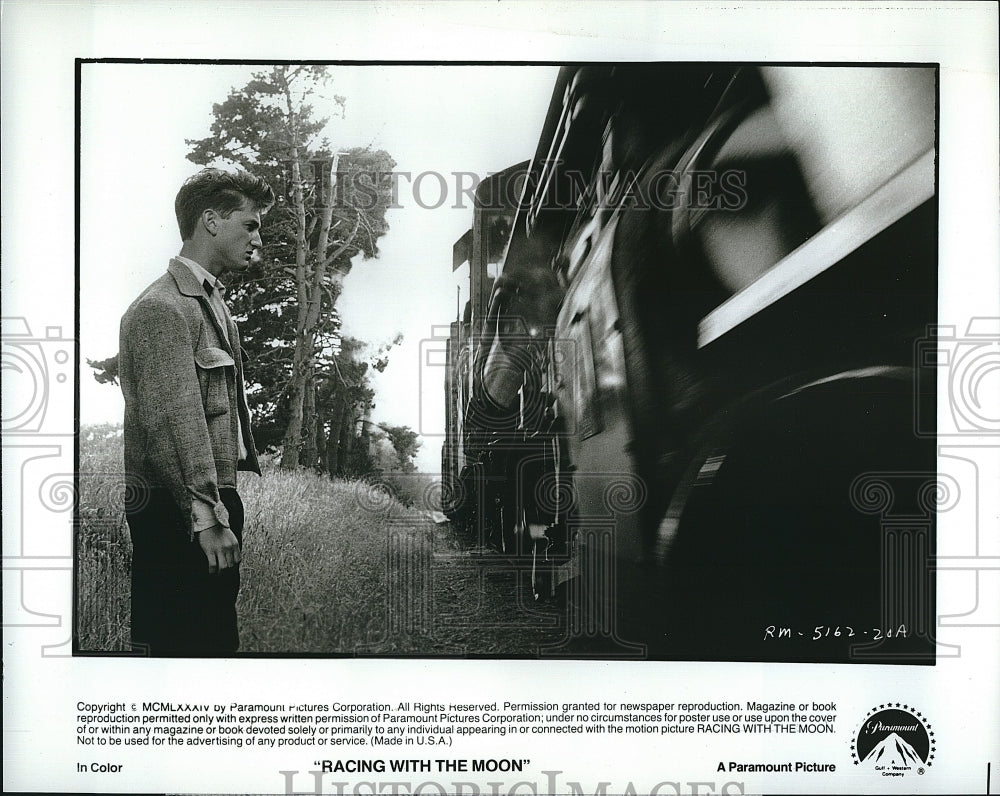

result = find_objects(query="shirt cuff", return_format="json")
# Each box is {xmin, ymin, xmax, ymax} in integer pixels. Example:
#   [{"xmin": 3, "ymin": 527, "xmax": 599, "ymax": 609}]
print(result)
[{"xmin": 191, "ymin": 497, "xmax": 231, "ymax": 533}]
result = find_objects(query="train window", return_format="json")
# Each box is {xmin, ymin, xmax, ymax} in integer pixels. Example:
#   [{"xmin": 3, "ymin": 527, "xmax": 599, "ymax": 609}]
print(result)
[
  {"xmin": 561, "ymin": 177, "xmax": 602, "ymax": 283},
  {"xmin": 566, "ymin": 222, "xmax": 595, "ymax": 283},
  {"xmin": 686, "ymin": 66, "xmax": 936, "ymax": 346},
  {"xmin": 568, "ymin": 309, "xmax": 603, "ymax": 440}
]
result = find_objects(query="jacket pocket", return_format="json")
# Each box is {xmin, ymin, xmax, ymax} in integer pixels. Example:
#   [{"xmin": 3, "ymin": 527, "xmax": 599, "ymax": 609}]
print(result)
[{"xmin": 194, "ymin": 347, "xmax": 235, "ymax": 418}]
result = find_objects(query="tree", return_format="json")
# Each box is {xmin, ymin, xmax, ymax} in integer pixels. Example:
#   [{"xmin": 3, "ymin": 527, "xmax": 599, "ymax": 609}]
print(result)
[
  {"xmin": 87, "ymin": 355, "xmax": 119, "ymax": 385},
  {"xmin": 185, "ymin": 65, "xmax": 396, "ymax": 470},
  {"xmin": 380, "ymin": 424, "xmax": 422, "ymax": 473},
  {"xmin": 318, "ymin": 335, "xmax": 383, "ymax": 477}
]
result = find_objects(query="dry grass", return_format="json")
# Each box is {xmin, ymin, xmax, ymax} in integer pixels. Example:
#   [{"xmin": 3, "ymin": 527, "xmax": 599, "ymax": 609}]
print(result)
[
  {"xmin": 76, "ymin": 426, "xmax": 563, "ymax": 656},
  {"xmin": 76, "ymin": 424, "xmax": 132, "ymax": 651},
  {"xmin": 236, "ymin": 467, "xmax": 429, "ymax": 653},
  {"xmin": 75, "ymin": 425, "xmax": 431, "ymax": 654}
]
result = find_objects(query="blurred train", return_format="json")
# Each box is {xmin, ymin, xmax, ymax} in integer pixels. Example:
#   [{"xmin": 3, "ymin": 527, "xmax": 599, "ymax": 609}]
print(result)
[{"xmin": 441, "ymin": 64, "xmax": 937, "ymax": 662}]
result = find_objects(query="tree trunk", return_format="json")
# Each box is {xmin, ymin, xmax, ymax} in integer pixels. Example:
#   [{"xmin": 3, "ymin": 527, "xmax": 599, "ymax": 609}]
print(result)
[
  {"xmin": 359, "ymin": 404, "xmax": 373, "ymax": 468},
  {"xmin": 324, "ymin": 419, "xmax": 338, "ymax": 476},
  {"xmin": 326, "ymin": 390, "xmax": 346, "ymax": 475},
  {"xmin": 279, "ymin": 70, "xmax": 314, "ymax": 470},
  {"xmin": 301, "ymin": 367, "xmax": 318, "ymax": 467},
  {"xmin": 281, "ymin": 150, "xmax": 358, "ymax": 470},
  {"xmin": 338, "ymin": 401, "xmax": 355, "ymax": 476},
  {"xmin": 316, "ymin": 411, "xmax": 328, "ymax": 474}
]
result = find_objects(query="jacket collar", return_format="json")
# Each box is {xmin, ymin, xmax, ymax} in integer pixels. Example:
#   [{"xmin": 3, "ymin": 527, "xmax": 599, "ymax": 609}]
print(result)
[
  {"xmin": 167, "ymin": 258, "xmax": 235, "ymax": 355},
  {"xmin": 168, "ymin": 257, "xmax": 211, "ymax": 297}
]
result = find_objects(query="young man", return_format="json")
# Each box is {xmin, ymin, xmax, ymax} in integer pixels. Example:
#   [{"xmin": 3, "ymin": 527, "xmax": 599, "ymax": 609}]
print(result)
[{"xmin": 119, "ymin": 167, "xmax": 274, "ymax": 656}]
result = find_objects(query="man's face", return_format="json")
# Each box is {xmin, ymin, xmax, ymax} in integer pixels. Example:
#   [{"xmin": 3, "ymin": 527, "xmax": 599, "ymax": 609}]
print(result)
[{"xmin": 210, "ymin": 199, "xmax": 262, "ymax": 274}]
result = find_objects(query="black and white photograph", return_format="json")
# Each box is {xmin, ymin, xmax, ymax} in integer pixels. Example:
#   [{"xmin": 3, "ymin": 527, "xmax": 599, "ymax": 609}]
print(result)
[
  {"xmin": 3, "ymin": 3, "xmax": 998, "ymax": 794},
  {"xmin": 74, "ymin": 60, "xmax": 938, "ymax": 664}
]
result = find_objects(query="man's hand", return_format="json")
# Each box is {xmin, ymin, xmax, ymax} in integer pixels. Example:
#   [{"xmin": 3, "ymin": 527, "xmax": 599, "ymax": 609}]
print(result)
[{"xmin": 196, "ymin": 524, "xmax": 241, "ymax": 573}]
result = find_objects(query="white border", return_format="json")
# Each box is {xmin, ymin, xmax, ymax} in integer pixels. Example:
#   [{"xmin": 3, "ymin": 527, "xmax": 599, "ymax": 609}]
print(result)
[{"xmin": 3, "ymin": 2, "xmax": 998, "ymax": 794}]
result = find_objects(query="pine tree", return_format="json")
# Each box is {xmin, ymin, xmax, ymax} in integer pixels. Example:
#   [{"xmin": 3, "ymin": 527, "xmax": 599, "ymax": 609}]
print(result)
[{"xmin": 184, "ymin": 65, "xmax": 397, "ymax": 469}]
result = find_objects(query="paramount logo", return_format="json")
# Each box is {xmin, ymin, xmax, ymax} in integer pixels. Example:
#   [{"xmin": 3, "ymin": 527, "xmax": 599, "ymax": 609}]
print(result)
[{"xmin": 851, "ymin": 705, "xmax": 934, "ymax": 777}]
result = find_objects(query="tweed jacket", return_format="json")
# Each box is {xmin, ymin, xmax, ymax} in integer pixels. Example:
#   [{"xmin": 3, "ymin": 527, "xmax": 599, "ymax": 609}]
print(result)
[{"xmin": 120, "ymin": 258, "xmax": 260, "ymax": 537}]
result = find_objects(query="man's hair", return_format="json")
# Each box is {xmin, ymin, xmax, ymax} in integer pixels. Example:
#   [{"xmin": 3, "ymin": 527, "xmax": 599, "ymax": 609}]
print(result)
[{"xmin": 174, "ymin": 167, "xmax": 275, "ymax": 241}]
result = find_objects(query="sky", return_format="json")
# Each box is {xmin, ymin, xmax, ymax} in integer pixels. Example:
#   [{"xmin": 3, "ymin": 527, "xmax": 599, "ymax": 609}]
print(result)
[{"xmin": 78, "ymin": 63, "xmax": 558, "ymax": 470}]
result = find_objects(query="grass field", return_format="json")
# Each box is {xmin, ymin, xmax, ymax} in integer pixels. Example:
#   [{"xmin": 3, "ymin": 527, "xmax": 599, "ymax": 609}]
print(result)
[
  {"xmin": 76, "ymin": 425, "xmax": 562, "ymax": 655},
  {"xmin": 76, "ymin": 424, "xmax": 132, "ymax": 651},
  {"xmin": 77, "ymin": 425, "xmax": 432, "ymax": 653}
]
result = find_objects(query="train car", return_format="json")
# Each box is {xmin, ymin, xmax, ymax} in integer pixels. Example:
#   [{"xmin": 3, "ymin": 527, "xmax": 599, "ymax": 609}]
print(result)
[{"xmin": 444, "ymin": 64, "xmax": 937, "ymax": 663}]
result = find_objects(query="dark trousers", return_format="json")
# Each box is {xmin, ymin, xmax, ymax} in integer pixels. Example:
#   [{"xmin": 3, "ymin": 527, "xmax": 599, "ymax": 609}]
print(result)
[{"xmin": 126, "ymin": 487, "xmax": 243, "ymax": 657}]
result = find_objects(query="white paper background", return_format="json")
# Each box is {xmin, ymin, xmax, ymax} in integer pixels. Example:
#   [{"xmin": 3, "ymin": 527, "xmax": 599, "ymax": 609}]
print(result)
[{"xmin": 3, "ymin": 2, "xmax": 998, "ymax": 794}]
